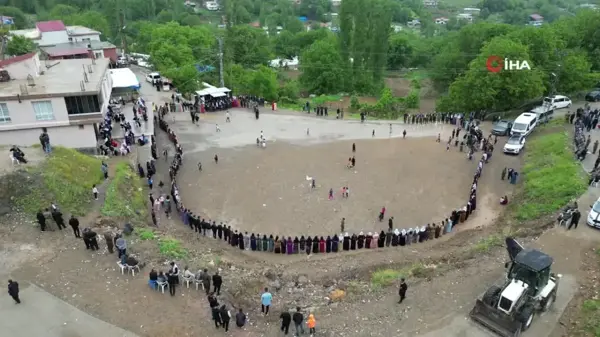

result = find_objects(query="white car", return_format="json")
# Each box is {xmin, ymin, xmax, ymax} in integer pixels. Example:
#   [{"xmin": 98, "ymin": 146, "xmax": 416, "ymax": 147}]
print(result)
[
  {"xmin": 503, "ymin": 135, "xmax": 526, "ymax": 155},
  {"xmin": 543, "ymin": 95, "xmax": 571, "ymax": 109},
  {"xmin": 146, "ymin": 72, "xmax": 161, "ymax": 83},
  {"xmin": 587, "ymin": 197, "xmax": 600, "ymax": 229}
]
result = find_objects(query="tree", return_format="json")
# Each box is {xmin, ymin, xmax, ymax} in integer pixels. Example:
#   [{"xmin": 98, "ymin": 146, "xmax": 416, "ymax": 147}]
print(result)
[
  {"xmin": 6, "ymin": 35, "xmax": 35, "ymax": 56},
  {"xmin": 285, "ymin": 17, "xmax": 305, "ymax": 34},
  {"xmin": 300, "ymin": 38, "xmax": 344, "ymax": 95},
  {"xmin": 225, "ymin": 25, "xmax": 271, "ymax": 67},
  {"xmin": 444, "ymin": 38, "xmax": 545, "ymax": 112},
  {"xmin": 274, "ymin": 30, "xmax": 298, "ymax": 59},
  {"xmin": 0, "ymin": 6, "xmax": 27, "ymax": 28},
  {"xmin": 248, "ymin": 66, "xmax": 279, "ymax": 101},
  {"xmin": 162, "ymin": 64, "xmax": 199, "ymax": 94},
  {"xmin": 278, "ymin": 80, "xmax": 300, "ymax": 100},
  {"xmin": 387, "ymin": 33, "xmax": 413, "ymax": 70}
]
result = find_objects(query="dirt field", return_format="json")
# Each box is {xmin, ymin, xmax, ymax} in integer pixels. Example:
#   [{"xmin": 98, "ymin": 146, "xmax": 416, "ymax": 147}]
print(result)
[
  {"xmin": 180, "ymin": 137, "xmax": 504, "ymax": 236},
  {"xmin": 3, "ymin": 76, "xmax": 598, "ymax": 337}
]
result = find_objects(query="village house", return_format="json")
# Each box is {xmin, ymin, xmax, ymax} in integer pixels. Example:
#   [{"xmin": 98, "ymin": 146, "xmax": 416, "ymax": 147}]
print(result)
[
  {"xmin": 529, "ymin": 14, "xmax": 543, "ymax": 26},
  {"xmin": 456, "ymin": 13, "xmax": 473, "ymax": 22},
  {"xmin": 423, "ymin": 0, "xmax": 439, "ymax": 7},
  {"xmin": 435, "ymin": 17, "xmax": 449, "ymax": 24},
  {"xmin": 0, "ymin": 54, "xmax": 112, "ymax": 149},
  {"xmin": 9, "ymin": 20, "xmax": 117, "ymax": 62}
]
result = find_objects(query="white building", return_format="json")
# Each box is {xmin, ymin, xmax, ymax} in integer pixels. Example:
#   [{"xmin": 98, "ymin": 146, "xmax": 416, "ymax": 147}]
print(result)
[
  {"xmin": 457, "ymin": 13, "xmax": 473, "ymax": 22},
  {"xmin": 423, "ymin": 0, "xmax": 438, "ymax": 7},
  {"xmin": 0, "ymin": 54, "xmax": 112, "ymax": 150},
  {"xmin": 205, "ymin": 1, "xmax": 219, "ymax": 10}
]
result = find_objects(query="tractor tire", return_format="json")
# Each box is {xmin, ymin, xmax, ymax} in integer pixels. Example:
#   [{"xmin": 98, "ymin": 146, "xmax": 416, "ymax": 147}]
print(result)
[
  {"xmin": 482, "ymin": 285, "xmax": 502, "ymax": 306},
  {"xmin": 516, "ymin": 305, "xmax": 535, "ymax": 331},
  {"xmin": 541, "ymin": 291, "xmax": 557, "ymax": 312}
]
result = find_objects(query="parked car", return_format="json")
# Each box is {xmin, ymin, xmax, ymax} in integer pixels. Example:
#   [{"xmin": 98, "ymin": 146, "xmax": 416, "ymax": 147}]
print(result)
[
  {"xmin": 491, "ymin": 120, "xmax": 513, "ymax": 136},
  {"xmin": 585, "ymin": 90, "xmax": 600, "ymax": 102},
  {"xmin": 543, "ymin": 95, "xmax": 571, "ymax": 109},
  {"xmin": 587, "ymin": 196, "xmax": 600, "ymax": 229},
  {"xmin": 503, "ymin": 135, "xmax": 526, "ymax": 155},
  {"xmin": 146, "ymin": 72, "xmax": 161, "ymax": 83}
]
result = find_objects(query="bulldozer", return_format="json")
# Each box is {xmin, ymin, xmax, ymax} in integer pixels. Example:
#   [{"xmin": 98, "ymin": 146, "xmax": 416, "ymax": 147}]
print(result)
[{"xmin": 469, "ymin": 237, "xmax": 561, "ymax": 337}]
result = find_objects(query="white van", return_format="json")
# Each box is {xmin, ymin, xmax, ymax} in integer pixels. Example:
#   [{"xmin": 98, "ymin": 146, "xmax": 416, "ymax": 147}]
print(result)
[
  {"xmin": 511, "ymin": 113, "xmax": 538, "ymax": 136},
  {"xmin": 543, "ymin": 95, "xmax": 571, "ymax": 109},
  {"xmin": 146, "ymin": 72, "xmax": 161, "ymax": 83}
]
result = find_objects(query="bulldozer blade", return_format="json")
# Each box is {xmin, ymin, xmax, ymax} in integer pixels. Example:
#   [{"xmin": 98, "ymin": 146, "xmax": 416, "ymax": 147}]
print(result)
[{"xmin": 469, "ymin": 299, "xmax": 522, "ymax": 337}]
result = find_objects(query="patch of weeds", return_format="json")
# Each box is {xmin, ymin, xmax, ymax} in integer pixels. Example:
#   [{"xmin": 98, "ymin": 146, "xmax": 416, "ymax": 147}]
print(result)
[
  {"xmin": 471, "ymin": 234, "xmax": 503, "ymax": 253},
  {"xmin": 101, "ymin": 162, "xmax": 147, "ymax": 223},
  {"xmin": 514, "ymin": 130, "xmax": 587, "ymax": 221},
  {"xmin": 582, "ymin": 299, "xmax": 600, "ymax": 336},
  {"xmin": 138, "ymin": 228, "xmax": 156, "ymax": 240},
  {"xmin": 158, "ymin": 237, "xmax": 188, "ymax": 259},
  {"xmin": 11, "ymin": 147, "xmax": 103, "ymax": 216},
  {"xmin": 371, "ymin": 264, "xmax": 432, "ymax": 289}
]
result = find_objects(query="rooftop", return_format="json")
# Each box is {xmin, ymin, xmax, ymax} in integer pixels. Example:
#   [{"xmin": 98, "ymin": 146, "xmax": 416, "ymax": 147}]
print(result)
[
  {"xmin": 36, "ymin": 20, "xmax": 67, "ymax": 33},
  {"xmin": 0, "ymin": 53, "xmax": 36, "ymax": 67},
  {"xmin": 40, "ymin": 41, "xmax": 116, "ymax": 57},
  {"xmin": 0, "ymin": 58, "xmax": 110, "ymax": 99},
  {"xmin": 529, "ymin": 14, "xmax": 544, "ymax": 20},
  {"xmin": 66, "ymin": 26, "xmax": 101, "ymax": 36}
]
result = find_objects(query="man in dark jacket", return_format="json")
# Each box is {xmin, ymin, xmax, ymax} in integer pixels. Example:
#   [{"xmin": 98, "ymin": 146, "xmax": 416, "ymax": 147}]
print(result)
[
  {"xmin": 292, "ymin": 307, "xmax": 305, "ymax": 335},
  {"xmin": 36, "ymin": 210, "xmax": 46, "ymax": 232},
  {"xmin": 104, "ymin": 232, "xmax": 114, "ymax": 253},
  {"xmin": 398, "ymin": 278, "xmax": 408, "ymax": 303},
  {"xmin": 68, "ymin": 215, "xmax": 80, "ymax": 238},
  {"xmin": 279, "ymin": 310, "xmax": 292, "ymax": 335},
  {"xmin": 212, "ymin": 271, "xmax": 223, "ymax": 295},
  {"xmin": 201, "ymin": 269, "xmax": 211, "ymax": 295},
  {"xmin": 52, "ymin": 209, "xmax": 66, "ymax": 230},
  {"xmin": 235, "ymin": 308, "xmax": 246, "ymax": 328},
  {"xmin": 568, "ymin": 209, "xmax": 581, "ymax": 230},
  {"xmin": 7, "ymin": 279, "xmax": 20, "ymax": 304}
]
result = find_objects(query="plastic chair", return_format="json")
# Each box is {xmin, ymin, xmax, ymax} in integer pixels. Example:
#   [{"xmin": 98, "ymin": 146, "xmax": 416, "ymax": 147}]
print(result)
[
  {"xmin": 129, "ymin": 264, "xmax": 140, "ymax": 276},
  {"xmin": 117, "ymin": 261, "xmax": 127, "ymax": 274},
  {"xmin": 194, "ymin": 279, "xmax": 204, "ymax": 291},
  {"xmin": 157, "ymin": 280, "xmax": 169, "ymax": 293},
  {"xmin": 182, "ymin": 275, "xmax": 193, "ymax": 288}
]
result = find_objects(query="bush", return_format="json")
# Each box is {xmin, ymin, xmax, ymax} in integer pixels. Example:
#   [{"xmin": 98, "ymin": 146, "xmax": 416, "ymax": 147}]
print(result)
[
  {"xmin": 371, "ymin": 269, "xmax": 401, "ymax": 288},
  {"xmin": 138, "ymin": 228, "xmax": 156, "ymax": 240},
  {"xmin": 350, "ymin": 95, "xmax": 361, "ymax": 110},
  {"xmin": 101, "ymin": 162, "xmax": 147, "ymax": 223},
  {"xmin": 13, "ymin": 147, "xmax": 103, "ymax": 216},
  {"xmin": 158, "ymin": 237, "xmax": 188, "ymax": 259},
  {"xmin": 405, "ymin": 90, "xmax": 420, "ymax": 109},
  {"xmin": 514, "ymin": 130, "xmax": 587, "ymax": 221}
]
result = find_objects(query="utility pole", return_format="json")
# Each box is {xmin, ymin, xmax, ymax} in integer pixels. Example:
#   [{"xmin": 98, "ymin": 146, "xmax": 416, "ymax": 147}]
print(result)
[
  {"xmin": 218, "ymin": 37, "xmax": 224, "ymax": 87},
  {"xmin": 119, "ymin": 10, "xmax": 128, "ymax": 56}
]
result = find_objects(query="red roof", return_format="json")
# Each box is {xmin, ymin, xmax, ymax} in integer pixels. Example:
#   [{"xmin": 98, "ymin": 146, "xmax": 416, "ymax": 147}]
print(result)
[
  {"xmin": 36, "ymin": 20, "xmax": 66, "ymax": 32},
  {"xmin": 529, "ymin": 14, "xmax": 543, "ymax": 20},
  {"xmin": 0, "ymin": 53, "xmax": 36, "ymax": 67}
]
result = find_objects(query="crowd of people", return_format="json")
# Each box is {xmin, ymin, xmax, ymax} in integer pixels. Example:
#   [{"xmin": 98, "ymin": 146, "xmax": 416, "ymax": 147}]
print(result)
[{"xmin": 155, "ymin": 111, "xmax": 492, "ymax": 256}]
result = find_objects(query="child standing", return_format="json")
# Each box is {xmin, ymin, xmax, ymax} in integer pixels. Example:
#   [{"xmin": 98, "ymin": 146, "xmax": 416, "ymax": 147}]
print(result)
[
  {"xmin": 328, "ymin": 188, "xmax": 334, "ymax": 200},
  {"xmin": 307, "ymin": 313, "xmax": 316, "ymax": 336},
  {"xmin": 92, "ymin": 185, "xmax": 99, "ymax": 200}
]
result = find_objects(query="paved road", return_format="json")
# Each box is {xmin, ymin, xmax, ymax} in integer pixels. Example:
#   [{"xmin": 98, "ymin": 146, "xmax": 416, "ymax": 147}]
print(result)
[
  {"xmin": 420, "ymin": 274, "xmax": 577, "ymax": 337},
  {"xmin": 0, "ymin": 283, "xmax": 138, "ymax": 337}
]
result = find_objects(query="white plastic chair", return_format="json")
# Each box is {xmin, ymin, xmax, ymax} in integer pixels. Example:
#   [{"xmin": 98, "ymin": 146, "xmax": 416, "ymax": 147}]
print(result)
[
  {"xmin": 117, "ymin": 261, "xmax": 127, "ymax": 274},
  {"xmin": 9, "ymin": 154, "xmax": 19, "ymax": 166},
  {"xmin": 129, "ymin": 264, "xmax": 140, "ymax": 276},
  {"xmin": 194, "ymin": 279, "xmax": 204, "ymax": 291},
  {"xmin": 157, "ymin": 280, "xmax": 169, "ymax": 293},
  {"xmin": 182, "ymin": 274, "xmax": 193, "ymax": 288}
]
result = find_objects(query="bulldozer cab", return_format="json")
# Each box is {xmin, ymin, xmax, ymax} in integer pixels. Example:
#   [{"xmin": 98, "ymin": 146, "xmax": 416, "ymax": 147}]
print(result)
[{"xmin": 505, "ymin": 237, "xmax": 553, "ymax": 296}]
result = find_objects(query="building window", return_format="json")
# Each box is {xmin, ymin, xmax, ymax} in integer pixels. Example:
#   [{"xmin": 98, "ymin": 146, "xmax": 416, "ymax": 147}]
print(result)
[
  {"xmin": 95, "ymin": 52, "xmax": 103, "ymax": 59},
  {"xmin": 32, "ymin": 101, "xmax": 54, "ymax": 121},
  {"xmin": 0, "ymin": 103, "xmax": 11, "ymax": 123},
  {"xmin": 64, "ymin": 95, "xmax": 100, "ymax": 115}
]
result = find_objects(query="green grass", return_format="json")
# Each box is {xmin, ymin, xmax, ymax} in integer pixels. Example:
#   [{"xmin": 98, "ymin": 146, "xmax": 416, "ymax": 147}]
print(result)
[
  {"xmin": 101, "ymin": 162, "xmax": 147, "ymax": 223},
  {"xmin": 471, "ymin": 234, "xmax": 503, "ymax": 253},
  {"xmin": 514, "ymin": 129, "xmax": 587, "ymax": 221},
  {"xmin": 158, "ymin": 237, "xmax": 188, "ymax": 259},
  {"xmin": 138, "ymin": 228, "xmax": 156, "ymax": 240},
  {"xmin": 370, "ymin": 263, "xmax": 432, "ymax": 289},
  {"xmin": 14, "ymin": 147, "xmax": 103, "ymax": 216},
  {"xmin": 406, "ymin": 69, "xmax": 430, "ymax": 82}
]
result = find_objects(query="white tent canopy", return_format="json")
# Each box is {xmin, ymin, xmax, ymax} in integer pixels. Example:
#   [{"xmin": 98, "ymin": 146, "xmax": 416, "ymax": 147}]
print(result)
[
  {"xmin": 195, "ymin": 86, "xmax": 231, "ymax": 97},
  {"xmin": 210, "ymin": 92, "xmax": 226, "ymax": 97},
  {"xmin": 110, "ymin": 68, "xmax": 140, "ymax": 89}
]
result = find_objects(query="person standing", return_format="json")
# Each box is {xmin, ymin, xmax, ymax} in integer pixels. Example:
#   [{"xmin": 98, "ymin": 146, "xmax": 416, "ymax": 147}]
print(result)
[
  {"xmin": 167, "ymin": 270, "xmax": 178, "ymax": 296},
  {"xmin": 104, "ymin": 231, "xmax": 114, "ymax": 253},
  {"xmin": 398, "ymin": 278, "xmax": 408, "ymax": 303},
  {"xmin": 307, "ymin": 313, "xmax": 316, "ymax": 335},
  {"xmin": 7, "ymin": 279, "xmax": 20, "ymax": 304},
  {"xmin": 280, "ymin": 310, "xmax": 292, "ymax": 335},
  {"xmin": 261, "ymin": 287, "xmax": 272, "ymax": 315},
  {"xmin": 568, "ymin": 209, "xmax": 581, "ymax": 230},
  {"xmin": 220, "ymin": 305, "xmax": 231, "ymax": 332},
  {"xmin": 212, "ymin": 271, "xmax": 222, "ymax": 295},
  {"xmin": 36, "ymin": 210, "xmax": 46, "ymax": 232},
  {"xmin": 293, "ymin": 307, "xmax": 305, "ymax": 336},
  {"xmin": 214, "ymin": 154, "xmax": 218, "ymax": 164},
  {"xmin": 53, "ymin": 209, "xmax": 66, "ymax": 230},
  {"xmin": 68, "ymin": 215, "xmax": 80, "ymax": 238},
  {"xmin": 101, "ymin": 161, "xmax": 108, "ymax": 179},
  {"xmin": 92, "ymin": 185, "xmax": 99, "ymax": 200},
  {"xmin": 201, "ymin": 269, "xmax": 211, "ymax": 295}
]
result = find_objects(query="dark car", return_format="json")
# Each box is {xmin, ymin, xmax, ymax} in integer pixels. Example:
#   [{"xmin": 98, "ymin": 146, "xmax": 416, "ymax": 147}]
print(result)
[
  {"xmin": 586, "ymin": 91, "xmax": 600, "ymax": 102},
  {"xmin": 491, "ymin": 120, "xmax": 513, "ymax": 136}
]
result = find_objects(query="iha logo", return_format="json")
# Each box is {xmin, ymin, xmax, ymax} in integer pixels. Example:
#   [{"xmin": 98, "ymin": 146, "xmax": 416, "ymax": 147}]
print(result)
[{"xmin": 486, "ymin": 56, "xmax": 531, "ymax": 73}]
